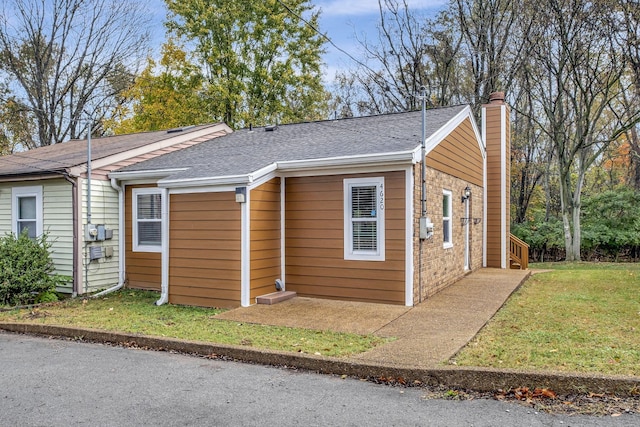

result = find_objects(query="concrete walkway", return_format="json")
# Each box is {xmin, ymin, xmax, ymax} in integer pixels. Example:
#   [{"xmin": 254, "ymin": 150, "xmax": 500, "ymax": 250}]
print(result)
[{"xmin": 215, "ymin": 268, "xmax": 531, "ymax": 367}]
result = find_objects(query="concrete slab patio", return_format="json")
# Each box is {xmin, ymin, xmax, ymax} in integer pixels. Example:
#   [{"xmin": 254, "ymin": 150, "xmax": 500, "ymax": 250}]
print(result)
[{"xmin": 215, "ymin": 268, "xmax": 532, "ymax": 367}]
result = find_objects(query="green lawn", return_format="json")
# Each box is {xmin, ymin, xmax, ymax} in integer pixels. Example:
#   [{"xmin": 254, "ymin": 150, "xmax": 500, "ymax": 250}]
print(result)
[
  {"xmin": 452, "ymin": 262, "xmax": 640, "ymax": 376},
  {"xmin": 0, "ymin": 289, "xmax": 385, "ymax": 358}
]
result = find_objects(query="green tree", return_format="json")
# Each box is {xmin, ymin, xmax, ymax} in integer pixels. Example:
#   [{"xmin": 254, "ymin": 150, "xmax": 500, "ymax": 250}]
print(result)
[
  {"xmin": 165, "ymin": 0, "xmax": 329, "ymax": 129},
  {"xmin": 106, "ymin": 41, "xmax": 211, "ymax": 134}
]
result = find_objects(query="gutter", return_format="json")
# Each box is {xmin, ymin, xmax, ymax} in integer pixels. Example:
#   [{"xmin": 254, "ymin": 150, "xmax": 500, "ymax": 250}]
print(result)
[{"xmin": 91, "ymin": 177, "xmax": 126, "ymax": 298}]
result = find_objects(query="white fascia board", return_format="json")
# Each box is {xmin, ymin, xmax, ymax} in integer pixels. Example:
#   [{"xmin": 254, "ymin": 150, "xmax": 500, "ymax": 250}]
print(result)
[
  {"xmin": 160, "ymin": 163, "xmax": 278, "ymax": 190},
  {"xmin": 159, "ymin": 173, "xmax": 254, "ymax": 188},
  {"xmin": 90, "ymin": 123, "xmax": 232, "ymax": 170},
  {"xmin": 276, "ymin": 151, "xmax": 415, "ymax": 171},
  {"xmin": 424, "ymin": 105, "xmax": 484, "ymax": 157},
  {"xmin": 108, "ymin": 168, "xmax": 187, "ymax": 181}
]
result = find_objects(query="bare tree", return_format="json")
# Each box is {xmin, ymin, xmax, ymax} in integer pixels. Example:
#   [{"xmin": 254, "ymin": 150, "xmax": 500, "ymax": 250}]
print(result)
[
  {"xmin": 332, "ymin": 0, "xmax": 467, "ymax": 116},
  {"xmin": 453, "ymin": 0, "xmax": 533, "ymax": 114},
  {"xmin": 522, "ymin": 0, "xmax": 640, "ymax": 261},
  {"xmin": 0, "ymin": 0, "xmax": 150, "ymax": 148}
]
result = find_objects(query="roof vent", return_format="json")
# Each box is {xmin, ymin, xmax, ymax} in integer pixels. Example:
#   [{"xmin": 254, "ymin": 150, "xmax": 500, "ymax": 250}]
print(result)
[
  {"xmin": 265, "ymin": 125, "xmax": 278, "ymax": 132},
  {"xmin": 166, "ymin": 125, "xmax": 196, "ymax": 134}
]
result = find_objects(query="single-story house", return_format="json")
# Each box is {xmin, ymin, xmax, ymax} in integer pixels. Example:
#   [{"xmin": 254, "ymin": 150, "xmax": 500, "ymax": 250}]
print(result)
[
  {"xmin": 105, "ymin": 93, "xmax": 513, "ymax": 308},
  {"xmin": 0, "ymin": 123, "xmax": 232, "ymax": 295}
]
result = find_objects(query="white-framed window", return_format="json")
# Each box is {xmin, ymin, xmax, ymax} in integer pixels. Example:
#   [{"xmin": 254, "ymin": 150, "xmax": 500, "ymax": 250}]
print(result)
[
  {"xmin": 12, "ymin": 186, "xmax": 43, "ymax": 239},
  {"xmin": 344, "ymin": 177, "xmax": 385, "ymax": 261},
  {"xmin": 443, "ymin": 189, "xmax": 453, "ymax": 248},
  {"xmin": 132, "ymin": 188, "xmax": 163, "ymax": 252}
]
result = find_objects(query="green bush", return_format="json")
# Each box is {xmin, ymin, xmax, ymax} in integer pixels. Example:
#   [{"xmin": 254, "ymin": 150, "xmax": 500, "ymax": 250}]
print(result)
[{"xmin": 0, "ymin": 232, "xmax": 70, "ymax": 306}]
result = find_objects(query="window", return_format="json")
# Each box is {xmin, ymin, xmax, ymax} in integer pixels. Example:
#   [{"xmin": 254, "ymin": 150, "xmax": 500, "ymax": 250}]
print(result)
[
  {"xmin": 12, "ymin": 186, "xmax": 43, "ymax": 239},
  {"xmin": 443, "ymin": 189, "xmax": 452, "ymax": 248},
  {"xmin": 132, "ymin": 188, "xmax": 163, "ymax": 252},
  {"xmin": 344, "ymin": 177, "xmax": 385, "ymax": 261}
]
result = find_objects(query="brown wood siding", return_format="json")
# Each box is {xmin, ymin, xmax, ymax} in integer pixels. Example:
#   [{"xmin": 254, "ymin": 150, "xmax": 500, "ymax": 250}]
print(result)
[
  {"xmin": 125, "ymin": 185, "xmax": 161, "ymax": 291},
  {"xmin": 485, "ymin": 106, "xmax": 507, "ymax": 268},
  {"xmin": 250, "ymin": 178, "xmax": 281, "ymax": 300},
  {"xmin": 169, "ymin": 192, "xmax": 241, "ymax": 308},
  {"xmin": 285, "ymin": 172, "xmax": 405, "ymax": 305},
  {"xmin": 425, "ymin": 118, "xmax": 483, "ymax": 187}
]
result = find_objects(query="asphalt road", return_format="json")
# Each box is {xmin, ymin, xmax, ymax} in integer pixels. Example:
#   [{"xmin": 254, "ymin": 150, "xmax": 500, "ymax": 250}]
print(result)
[{"xmin": 0, "ymin": 331, "xmax": 637, "ymax": 427}]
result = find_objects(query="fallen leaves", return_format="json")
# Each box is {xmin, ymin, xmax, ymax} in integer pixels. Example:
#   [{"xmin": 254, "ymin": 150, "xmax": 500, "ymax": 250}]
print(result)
[{"xmin": 495, "ymin": 387, "xmax": 557, "ymax": 402}]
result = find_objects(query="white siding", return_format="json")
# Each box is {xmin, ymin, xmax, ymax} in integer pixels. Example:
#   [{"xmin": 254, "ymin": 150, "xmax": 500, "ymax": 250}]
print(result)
[{"xmin": 80, "ymin": 178, "xmax": 120, "ymax": 292}]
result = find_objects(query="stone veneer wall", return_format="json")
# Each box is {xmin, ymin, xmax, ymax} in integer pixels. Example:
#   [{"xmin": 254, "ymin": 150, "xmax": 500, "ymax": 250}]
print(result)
[{"xmin": 412, "ymin": 164, "xmax": 484, "ymax": 303}]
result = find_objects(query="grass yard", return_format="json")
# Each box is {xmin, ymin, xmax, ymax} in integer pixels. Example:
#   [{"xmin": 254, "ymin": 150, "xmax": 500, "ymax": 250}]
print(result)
[
  {"xmin": 452, "ymin": 262, "xmax": 640, "ymax": 376},
  {"xmin": 0, "ymin": 289, "xmax": 385, "ymax": 357}
]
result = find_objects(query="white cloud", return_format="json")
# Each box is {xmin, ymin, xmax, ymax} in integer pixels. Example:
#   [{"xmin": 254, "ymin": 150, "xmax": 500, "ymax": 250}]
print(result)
[{"xmin": 316, "ymin": 0, "xmax": 446, "ymax": 16}]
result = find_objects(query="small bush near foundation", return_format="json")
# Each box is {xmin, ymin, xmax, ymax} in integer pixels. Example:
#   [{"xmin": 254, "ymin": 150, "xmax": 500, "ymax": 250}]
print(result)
[{"xmin": 0, "ymin": 232, "xmax": 70, "ymax": 306}]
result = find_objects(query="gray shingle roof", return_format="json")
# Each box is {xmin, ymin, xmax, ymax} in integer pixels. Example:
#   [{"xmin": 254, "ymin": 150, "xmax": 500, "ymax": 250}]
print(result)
[
  {"xmin": 0, "ymin": 124, "xmax": 218, "ymax": 177},
  {"xmin": 117, "ymin": 105, "xmax": 468, "ymax": 182}
]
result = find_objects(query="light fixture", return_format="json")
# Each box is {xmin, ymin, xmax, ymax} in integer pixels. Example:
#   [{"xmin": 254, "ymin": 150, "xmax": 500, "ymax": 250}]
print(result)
[{"xmin": 461, "ymin": 186, "xmax": 471, "ymax": 203}]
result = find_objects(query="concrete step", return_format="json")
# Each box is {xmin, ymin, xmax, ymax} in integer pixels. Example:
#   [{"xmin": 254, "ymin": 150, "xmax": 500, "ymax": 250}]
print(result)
[{"xmin": 256, "ymin": 291, "xmax": 297, "ymax": 305}]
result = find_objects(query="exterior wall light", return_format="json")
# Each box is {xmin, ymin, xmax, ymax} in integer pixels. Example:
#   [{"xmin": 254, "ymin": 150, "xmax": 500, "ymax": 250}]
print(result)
[{"xmin": 461, "ymin": 186, "xmax": 471, "ymax": 203}]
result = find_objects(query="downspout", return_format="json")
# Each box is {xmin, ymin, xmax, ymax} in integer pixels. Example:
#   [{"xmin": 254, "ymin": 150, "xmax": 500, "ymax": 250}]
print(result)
[
  {"xmin": 155, "ymin": 187, "xmax": 169, "ymax": 306},
  {"xmin": 91, "ymin": 177, "xmax": 125, "ymax": 298},
  {"xmin": 61, "ymin": 172, "xmax": 79, "ymax": 297}
]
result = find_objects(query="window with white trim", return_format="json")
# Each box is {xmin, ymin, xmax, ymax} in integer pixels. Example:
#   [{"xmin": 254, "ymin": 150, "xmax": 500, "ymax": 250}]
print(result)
[
  {"xmin": 132, "ymin": 188, "xmax": 163, "ymax": 252},
  {"xmin": 443, "ymin": 189, "xmax": 453, "ymax": 248},
  {"xmin": 344, "ymin": 177, "xmax": 385, "ymax": 261},
  {"xmin": 12, "ymin": 186, "xmax": 43, "ymax": 239}
]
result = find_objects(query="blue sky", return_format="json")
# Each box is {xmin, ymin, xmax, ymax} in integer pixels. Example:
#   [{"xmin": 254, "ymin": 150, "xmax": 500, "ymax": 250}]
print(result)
[{"xmin": 146, "ymin": 0, "xmax": 446, "ymax": 80}]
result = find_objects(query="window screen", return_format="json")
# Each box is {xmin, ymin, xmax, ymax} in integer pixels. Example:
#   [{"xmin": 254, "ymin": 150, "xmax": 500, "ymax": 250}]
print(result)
[
  {"xmin": 344, "ymin": 177, "xmax": 385, "ymax": 261},
  {"xmin": 133, "ymin": 190, "xmax": 162, "ymax": 250}
]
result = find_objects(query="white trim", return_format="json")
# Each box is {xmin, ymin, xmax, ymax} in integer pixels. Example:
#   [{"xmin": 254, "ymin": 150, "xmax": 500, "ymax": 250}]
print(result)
[
  {"xmin": 108, "ymin": 168, "xmax": 187, "ymax": 181},
  {"xmin": 424, "ymin": 105, "xmax": 485, "ymax": 158},
  {"xmin": 500, "ymin": 105, "xmax": 507, "ymax": 269},
  {"xmin": 482, "ymin": 109, "xmax": 487, "ymax": 268},
  {"xmin": 280, "ymin": 176, "xmax": 286, "ymax": 289},
  {"xmin": 168, "ymin": 185, "xmax": 238, "ymax": 195},
  {"xmin": 404, "ymin": 167, "xmax": 414, "ymax": 307},
  {"xmin": 343, "ymin": 177, "xmax": 386, "ymax": 261},
  {"xmin": 464, "ymin": 193, "xmax": 470, "ymax": 270},
  {"xmin": 247, "ymin": 169, "xmax": 278, "ymax": 190},
  {"xmin": 132, "ymin": 187, "xmax": 163, "ymax": 253},
  {"xmin": 162, "ymin": 176, "xmax": 276, "ymax": 195},
  {"xmin": 157, "ymin": 187, "xmax": 170, "ymax": 305},
  {"xmin": 160, "ymin": 173, "xmax": 254, "ymax": 187},
  {"xmin": 280, "ymin": 163, "xmax": 410, "ymax": 178},
  {"xmin": 442, "ymin": 189, "xmax": 453, "ymax": 249},
  {"xmin": 240, "ymin": 191, "xmax": 251, "ymax": 307},
  {"xmin": 278, "ymin": 151, "xmax": 415, "ymax": 171},
  {"xmin": 11, "ymin": 186, "xmax": 43, "ymax": 237}
]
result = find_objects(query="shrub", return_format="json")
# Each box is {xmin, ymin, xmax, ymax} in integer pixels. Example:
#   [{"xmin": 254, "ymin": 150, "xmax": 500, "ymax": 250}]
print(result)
[{"xmin": 0, "ymin": 231, "xmax": 70, "ymax": 306}]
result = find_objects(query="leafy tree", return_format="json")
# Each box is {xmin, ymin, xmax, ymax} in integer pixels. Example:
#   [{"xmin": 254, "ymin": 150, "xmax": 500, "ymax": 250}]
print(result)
[
  {"xmin": 521, "ymin": 0, "xmax": 640, "ymax": 261},
  {"xmin": 106, "ymin": 41, "xmax": 211, "ymax": 134},
  {"xmin": 0, "ymin": 0, "xmax": 150, "ymax": 147},
  {"xmin": 165, "ymin": 0, "xmax": 329, "ymax": 129},
  {"xmin": 581, "ymin": 187, "xmax": 640, "ymax": 260}
]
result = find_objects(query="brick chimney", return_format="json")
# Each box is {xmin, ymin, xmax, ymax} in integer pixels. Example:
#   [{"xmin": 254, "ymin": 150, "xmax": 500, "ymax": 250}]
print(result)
[{"xmin": 483, "ymin": 92, "xmax": 510, "ymax": 268}]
